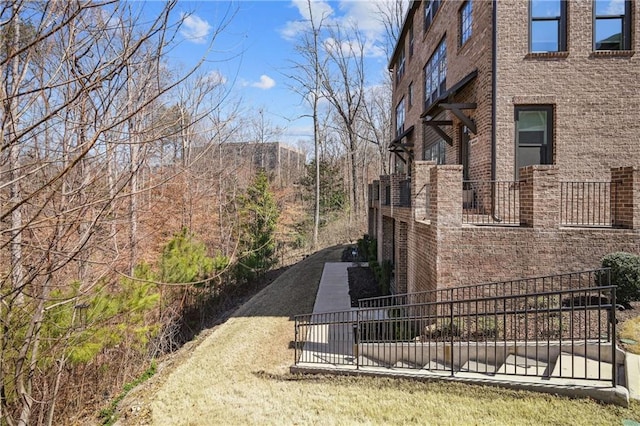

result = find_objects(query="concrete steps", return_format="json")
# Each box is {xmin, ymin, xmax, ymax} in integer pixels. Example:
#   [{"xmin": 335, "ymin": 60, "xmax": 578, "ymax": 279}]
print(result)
[
  {"xmin": 497, "ymin": 354, "xmax": 549, "ymax": 376},
  {"xmin": 551, "ymin": 352, "xmax": 613, "ymax": 381}
]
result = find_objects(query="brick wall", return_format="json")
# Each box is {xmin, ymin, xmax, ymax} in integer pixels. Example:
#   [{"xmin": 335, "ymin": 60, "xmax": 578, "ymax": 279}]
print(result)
[
  {"xmin": 612, "ymin": 166, "xmax": 640, "ymax": 229},
  {"xmin": 412, "ymin": 160, "xmax": 436, "ymax": 221},
  {"xmin": 391, "ymin": 0, "xmax": 494, "ymax": 180},
  {"xmin": 395, "ymin": 221, "xmax": 409, "ymax": 294},
  {"xmin": 381, "ymin": 216, "xmax": 394, "ymax": 262},
  {"xmin": 495, "ymin": 1, "xmax": 640, "ymax": 181},
  {"xmin": 400, "ymin": 165, "xmax": 640, "ymax": 293}
]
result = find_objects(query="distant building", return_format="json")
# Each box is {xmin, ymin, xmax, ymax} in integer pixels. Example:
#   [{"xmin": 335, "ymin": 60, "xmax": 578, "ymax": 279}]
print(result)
[{"xmin": 192, "ymin": 142, "xmax": 306, "ymax": 187}]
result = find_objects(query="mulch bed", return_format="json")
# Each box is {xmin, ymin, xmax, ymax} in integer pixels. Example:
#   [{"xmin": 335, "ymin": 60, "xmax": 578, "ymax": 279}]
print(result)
[{"xmin": 347, "ymin": 266, "xmax": 383, "ymax": 307}]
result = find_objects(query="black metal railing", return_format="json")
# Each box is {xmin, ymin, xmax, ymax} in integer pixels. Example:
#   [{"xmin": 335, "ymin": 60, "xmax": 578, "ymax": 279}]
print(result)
[
  {"xmin": 462, "ymin": 180, "xmax": 520, "ymax": 225},
  {"xmin": 383, "ymin": 184, "xmax": 391, "ymax": 206},
  {"xmin": 560, "ymin": 181, "xmax": 616, "ymax": 227},
  {"xmin": 359, "ymin": 269, "xmax": 607, "ymax": 309},
  {"xmin": 398, "ymin": 179, "xmax": 411, "ymax": 207},
  {"xmin": 294, "ymin": 269, "xmax": 617, "ymax": 386}
]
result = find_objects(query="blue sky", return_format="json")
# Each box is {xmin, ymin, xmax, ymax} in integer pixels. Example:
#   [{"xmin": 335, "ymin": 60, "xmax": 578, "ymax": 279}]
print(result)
[{"xmin": 148, "ymin": 0, "xmax": 393, "ymax": 148}]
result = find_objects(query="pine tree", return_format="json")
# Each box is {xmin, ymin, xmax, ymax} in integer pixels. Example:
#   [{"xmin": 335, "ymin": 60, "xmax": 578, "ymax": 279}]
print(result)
[{"xmin": 236, "ymin": 171, "xmax": 280, "ymax": 282}]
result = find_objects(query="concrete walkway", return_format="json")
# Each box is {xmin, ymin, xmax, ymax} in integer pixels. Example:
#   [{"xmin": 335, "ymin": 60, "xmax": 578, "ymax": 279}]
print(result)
[{"xmin": 312, "ymin": 262, "xmax": 358, "ymax": 313}]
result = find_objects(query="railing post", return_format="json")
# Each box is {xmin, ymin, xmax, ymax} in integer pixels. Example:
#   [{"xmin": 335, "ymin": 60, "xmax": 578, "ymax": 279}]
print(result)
[
  {"xmin": 355, "ymin": 310, "xmax": 360, "ymax": 370},
  {"xmin": 294, "ymin": 319, "xmax": 298, "ymax": 365},
  {"xmin": 611, "ymin": 286, "xmax": 617, "ymax": 387},
  {"xmin": 450, "ymin": 290, "xmax": 455, "ymax": 377}
]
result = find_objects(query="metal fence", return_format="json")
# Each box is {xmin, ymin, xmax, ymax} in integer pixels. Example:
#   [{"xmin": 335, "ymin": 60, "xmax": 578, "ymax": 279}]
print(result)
[
  {"xmin": 398, "ymin": 179, "xmax": 411, "ymax": 207},
  {"xmin": 560, "ymin": 181, "xmax": 616, "ymax": 227},
  {"xmin": 359, "ymin": 269, "xmax": 607, "ymax": 309},
  {"xmin": 462, "ymin": 180, "xmax": 520, "ymax": 225},
  {"xmin": 294, "ymin": 270, "xmax": 617, "ymax": 386},
  {"xmin": 383, "ymin": 184, "xmax": 391, "ymax": 206}
]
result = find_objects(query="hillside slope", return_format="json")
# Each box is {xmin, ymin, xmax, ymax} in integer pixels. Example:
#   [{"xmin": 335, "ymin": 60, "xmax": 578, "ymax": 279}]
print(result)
[
  {"xmin": 115, "ymin": 245, "xmax": 343, "ymax": 424},
  {"xmin": 114, "ymin": 245, "xmax": 640, "ymax": 425}
]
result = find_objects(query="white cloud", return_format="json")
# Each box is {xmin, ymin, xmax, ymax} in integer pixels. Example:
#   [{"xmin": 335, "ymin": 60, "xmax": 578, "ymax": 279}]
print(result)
[
  {"xmin": 292, "ymin": 0, "xmax": 334, "ymax": 22},
  {"xmin": 279, "ymin": 0, "xmax": 334, "ymax": 40},
  {"xmin": 205, "ymin": 70, "xmax": 227, "ymax": 85},
  {"xmin": 251, "ymin": 75, "xmax": 276, "ymax": 90},
  {"xmin": 605, "ymin": 0, "xmax": 625, "ymax": 15},
  {"xmin": 180, "ymin": 13, "xmax": 212, "ymax": 44},
  {"xmin": 281, "ymin": 0, "xmax": 392, "ymax": 58}
]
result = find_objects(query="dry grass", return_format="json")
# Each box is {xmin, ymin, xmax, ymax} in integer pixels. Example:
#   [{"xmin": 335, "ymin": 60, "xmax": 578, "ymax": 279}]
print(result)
[
  {"xmin": 620, "ymin": 316, "xmax": 640, "ymax": 355},
  {"xmin": 115, "ymin": 245, "xmax": 640, "ymax": 425}
]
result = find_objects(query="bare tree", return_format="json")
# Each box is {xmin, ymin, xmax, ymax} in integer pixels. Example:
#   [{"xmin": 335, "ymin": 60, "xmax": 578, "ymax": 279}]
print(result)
[
  {"xmin": 320, "ymin": 23, "xmax": 367, "ymax": 219},
  {"xmin": 285, "ymin": 0, "xmax": 330, "ymax": 249},
  {"xmin": 375, "ymin": 0, "xmax": 408, "ymax": 63},
  {"xmin": 0, "ymin": 1, "xmax": 237, "ymax": 423}
]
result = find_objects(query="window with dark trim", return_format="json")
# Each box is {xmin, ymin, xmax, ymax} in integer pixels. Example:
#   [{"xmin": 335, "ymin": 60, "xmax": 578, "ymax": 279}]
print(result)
[
  {"xmin": 408, "ymin": 82, "xmax": 414, "ymax": 107},
  {"xmin": 529, "ymin": 0, "xmax": 567, "ymax": 52},
  {"xmin": 396, "ymin": 97, "xmax": 406, "ymax": 137},
  {"xmin": 396, "ymin": 48, "xmax": 405, "ymax": 84},
  {"xmin": 424, "ymin": 0, "xmax": 441, "ymax": 34},
  {"xmin": 594, "ymin": 0, "xmax": 632, "ymax": 50},
  {"xmin": 424, "ymin": 38, "xmax": 447, "ymax": 108},
  {"xmin": 409, "ymin": 24, "xmax": 415, "ymax": 57},
  {"xmin": 515, "ymin": 105, "xmax": 554, "ymax": 178},
  {"xmin": 424, "ymin": 139, "xmax": 446, "ymax": 164},
  {"xmin": 460, "ymin": 1, "xmax": 473, "ymax": 46}
]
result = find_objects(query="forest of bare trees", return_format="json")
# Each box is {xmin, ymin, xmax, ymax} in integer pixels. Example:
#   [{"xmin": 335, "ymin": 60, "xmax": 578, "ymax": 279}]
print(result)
[{"xmin": 0, "ymin": 1, "xmax": 405, "ymax": 423}]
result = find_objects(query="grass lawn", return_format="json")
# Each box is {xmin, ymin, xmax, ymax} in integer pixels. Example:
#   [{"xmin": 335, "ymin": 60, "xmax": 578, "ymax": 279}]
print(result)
[{"xmin": 115, "ymin": 245, "xmax": 640, "ymax": 425}]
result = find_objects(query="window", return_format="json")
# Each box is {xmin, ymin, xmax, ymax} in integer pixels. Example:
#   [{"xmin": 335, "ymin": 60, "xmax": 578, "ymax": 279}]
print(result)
[
  {"xmin": 424, "ymin": 0, "xmax": 441, "ymax": 33},
  {"xmin": 409, "ymin": 24, "xmax": 415, "ymax": 57},
  {"xmin": 396, "ymin": 98, "xmax": 406, "ymax": 137},
  {"xmin": 424, "ymin": 38, "xmax": 447, "ymax": 108},
  {"xmin": 529, "ymin": 0, "xmax": 567, "ymax": 52},
  {"xmin": 396, "ymin": 48, "xmax": 405, "ymax": 84},
  {"xmin": 424, "ymin": 139, "xmax": 446, "ymax": 164},
  {"xmin": 594, "ymin": 0, "xmax": 632, "ymax": 50},
  {"xmin": 460, "ymin": 1, "xmax": 473, "ymax": 46},
  {"xmin": 515, "ymin": 106, "xmax": 554, "ymax": 178},
  {"xmin": 408, "ymin": 82, "xmax": 414, "ymax": 107}
]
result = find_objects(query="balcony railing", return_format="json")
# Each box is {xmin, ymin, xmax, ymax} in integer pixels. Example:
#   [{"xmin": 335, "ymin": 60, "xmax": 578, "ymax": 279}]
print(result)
[
  {"xmin": 294, "ymin": 269, "xmax": 617, "ymax": 387},
  {"xmin": 560, "ymin": 181, "xmax": 616, "ymax": 227},
  {"xmin": 398, "ymin": 179, "xmax": 411, "ymax": 207},
  {"xmin": 359, "ymin": 269, "xmax": 607, "ymax": 309},
  {"xmin": 383, "ymin": 184, "xmax": 391, "ymax": 206},
  {"xmin": 462, "ymin": 181, "xmax": 520, "ymax": 225}
]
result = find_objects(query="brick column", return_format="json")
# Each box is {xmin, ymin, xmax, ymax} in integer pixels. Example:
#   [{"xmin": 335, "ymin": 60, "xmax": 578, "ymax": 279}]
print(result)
[
  {"xmin": 430, "ymin": 165, "xmax": 463, "ymax": 227},
  {"xmin": 390, "ymin": 173, "xmax": 406, "ymax": 207},
  {"xmin": 519, "ymin": 165, "xmax": 559, "ymax": 228},
  {"xmin": 395, "ymin": 221, "xmax": 408, "ymax": 294},
  {"xmin": 612, "ymin": 166, "xmax": 639, "ymax": 229},
  {"xmin": 381, "ymin": 216, "xmax": 394, "ymax": 262},
  {"xmin": 413, "ymin": 161, "xmax": 437, "ymax": 221},
  {"xmin": 380, "ymin": 175, "xmax": 391, "ymax": 206}
]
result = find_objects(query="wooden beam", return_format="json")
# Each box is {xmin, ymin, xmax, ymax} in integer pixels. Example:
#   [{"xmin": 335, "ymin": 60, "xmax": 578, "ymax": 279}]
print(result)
[
  {"xmin": 440, "ymin": 103, "xmax": 477, "ymax": 110},
  {"xmin": 423, "ymin": 120, "xmax": 453, "ymax": 126},
  {"xmin": 432, "ymin": 125, "xmax": 453, "ymax": 145},
  {"xmin": 444, "ymin": 105, "xmax": 477, "ymax": 134}
]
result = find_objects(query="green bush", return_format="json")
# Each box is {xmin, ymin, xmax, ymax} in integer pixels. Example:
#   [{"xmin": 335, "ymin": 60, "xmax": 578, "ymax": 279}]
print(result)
[
  {"xmin": 601, "ymin": 252, "xmax": 640, "ymax": 306},
  {"xmin": 356, "ymin": 235, "xmax": 377, "ymax": 262},
  {"xmin": 378, "ymin": 260, "xmax": 392, "ymax": 296}
]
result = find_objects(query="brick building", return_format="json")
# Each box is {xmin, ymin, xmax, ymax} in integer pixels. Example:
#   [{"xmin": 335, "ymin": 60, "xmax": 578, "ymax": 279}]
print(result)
[
  {"xmin": 192, "ymin": 141, "xmax": 306, "ymax": 187},
  {"xmin": 368, "ymin": 0, "xmax": 640, "ymax": 294}
]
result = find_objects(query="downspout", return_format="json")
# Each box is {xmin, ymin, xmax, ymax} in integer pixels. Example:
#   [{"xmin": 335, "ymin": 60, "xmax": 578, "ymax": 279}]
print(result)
[
  {"xmin": 491, "ymin": 0, "xmax": 497, "ymax": 182},
  {"xmin": 491, "ymin": 0, "xmax": 500, "ymax": 222}
]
